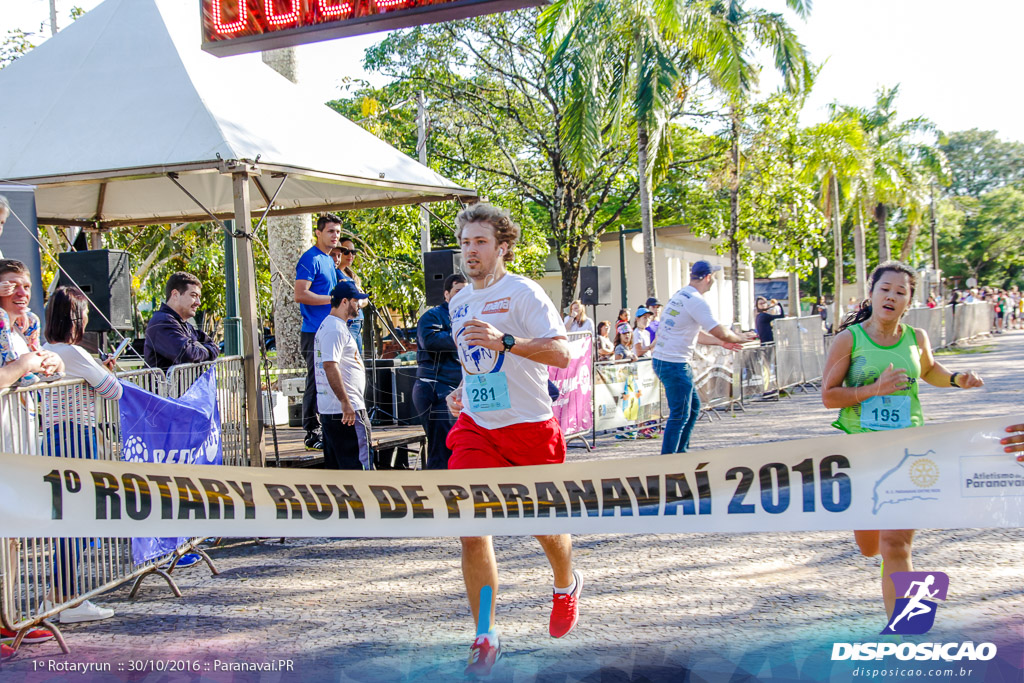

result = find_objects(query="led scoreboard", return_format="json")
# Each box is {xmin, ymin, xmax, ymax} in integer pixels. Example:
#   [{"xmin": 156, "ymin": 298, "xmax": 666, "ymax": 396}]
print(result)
[{"xmin": 201, "ymin": 0, "xmax": 543, "ymax": 56}]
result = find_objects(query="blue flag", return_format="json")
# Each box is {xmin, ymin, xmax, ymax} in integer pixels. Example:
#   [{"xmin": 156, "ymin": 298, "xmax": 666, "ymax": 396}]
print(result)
[{"xmin": 118, "ymin": 367, "xmax": 222, "ymax": 564}]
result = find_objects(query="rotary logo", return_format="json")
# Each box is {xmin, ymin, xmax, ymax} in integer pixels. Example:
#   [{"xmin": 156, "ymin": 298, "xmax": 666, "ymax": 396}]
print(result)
[{"xmin": 909, "ymin": 458, "xmax": 939, "ymax": 488}]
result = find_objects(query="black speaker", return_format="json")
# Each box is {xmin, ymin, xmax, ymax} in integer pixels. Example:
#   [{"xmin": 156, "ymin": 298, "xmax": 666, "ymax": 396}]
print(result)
[
  {"xmin": 423, "ymin": 249, "xmax": 462, "ymax": 306},
  {"xmin": 56, "ymin": 250, "xmax": 133, "ymax": 332},
  {"xmin": 579, "ymin": 266, "xmax": 612, "ymax": 306},
  {"xmin": 365, "ymin": 361, "xmax": 420, "ymax": 426},
  {"xmin": 394, "ymin": 365, "xmax": 418, "ymax": 425}
]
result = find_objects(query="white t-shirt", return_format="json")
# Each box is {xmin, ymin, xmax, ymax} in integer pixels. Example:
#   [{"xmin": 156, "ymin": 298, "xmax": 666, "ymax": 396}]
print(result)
[
  {"xmin": 41, "ymin": 343, "xmax": 122, "ymax": 427},
  {"xmin": 633, "ymin": 326, "xmax": 652, "ymax": 357},
  {"xmin": 314, "ymin": 315, "xmax": 365, "ymax": 414},
  {"xmin": 450, "ymin": 274, "xmax": 566, "ymax": 429},
  {"xmin": 652, "ymin": 285, "xmax": 720, "ymax": 363},
  {"xmin": 563, "ymin": 316, "xmax": 594, "ymax": 336}
]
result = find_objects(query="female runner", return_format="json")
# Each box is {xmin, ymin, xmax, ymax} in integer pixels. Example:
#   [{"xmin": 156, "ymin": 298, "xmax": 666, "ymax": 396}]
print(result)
[{"xmin": 822, "ymin": 261, "xmax": 984, "ymax": 619}]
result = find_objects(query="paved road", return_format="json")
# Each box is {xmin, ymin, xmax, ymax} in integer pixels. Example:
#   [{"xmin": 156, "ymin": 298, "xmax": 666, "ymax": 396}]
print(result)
[{"xmin": 6, "ymin": 331, "xmax": 1023, "ymax": 682}]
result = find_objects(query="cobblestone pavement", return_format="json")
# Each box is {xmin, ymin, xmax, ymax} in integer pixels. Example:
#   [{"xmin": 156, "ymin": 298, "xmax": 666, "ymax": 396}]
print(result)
[{"xmin": 6, "ymin": 332, "xmax": 1023, "ymax": 682}]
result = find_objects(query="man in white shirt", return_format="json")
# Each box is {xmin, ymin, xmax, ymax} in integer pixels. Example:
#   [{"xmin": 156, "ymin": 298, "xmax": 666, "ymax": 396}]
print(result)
[
  {"xmin": 444, "ymin": 203, "xmax": 578, "ymax": 677},
  {"xmin": 314, "ymin": 280, "xmax": 370, "ymax": 470},
  {"xmin": 652, "ymin": 260, "xmax": 755, "ymax": 454}
]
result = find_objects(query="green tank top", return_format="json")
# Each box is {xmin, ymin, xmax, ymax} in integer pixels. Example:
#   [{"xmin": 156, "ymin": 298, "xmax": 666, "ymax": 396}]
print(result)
[{"xmin": 832, "ymin": 323, "xmax": 924, "ymax": 434}]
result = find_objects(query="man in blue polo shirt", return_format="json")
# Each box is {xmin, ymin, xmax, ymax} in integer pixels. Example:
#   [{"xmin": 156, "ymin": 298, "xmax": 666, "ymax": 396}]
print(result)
[{"xmin": 294, "ymin": 213, "xmax": 341, "ymax": 450}]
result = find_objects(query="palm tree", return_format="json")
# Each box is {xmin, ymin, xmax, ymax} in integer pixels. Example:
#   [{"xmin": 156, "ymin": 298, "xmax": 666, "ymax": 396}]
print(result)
[
  {"xmin": 838, "ymin": 86, "xmax": 938, "ymax": 264},
  {"xmin": 710, "ymin": 0, "xmax": 814, "ymax": 322},
  {"xmin": 896, "ymin": 145, "xmax": 949, "ymax": 262},
  {"xmin": 801, "ymin": 114, "xmax": 868, "ymax": 324},
  {"xmin": 542, "ymin": 0, "xmax": 813, "ymax": 316},
  {"xmin": 541, "ymin": 0, "xmax": 688, "ymax": 300}
]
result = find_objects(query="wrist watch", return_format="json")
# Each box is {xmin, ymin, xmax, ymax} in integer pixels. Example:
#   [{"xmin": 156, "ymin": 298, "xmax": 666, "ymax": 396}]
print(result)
[
  {"xmin": 949, "ymin": 372, "xmax": 961, "ymax": 388},
  {"xmin": 501, "ymin": 333, "xmax": 516, "ymax": 353}
]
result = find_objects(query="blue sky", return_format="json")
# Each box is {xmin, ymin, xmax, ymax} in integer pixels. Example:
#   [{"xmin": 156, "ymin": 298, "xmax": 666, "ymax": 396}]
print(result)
[{"xmin": 4, "ymin": 0, "xmax": 1022, "ymax": 142}]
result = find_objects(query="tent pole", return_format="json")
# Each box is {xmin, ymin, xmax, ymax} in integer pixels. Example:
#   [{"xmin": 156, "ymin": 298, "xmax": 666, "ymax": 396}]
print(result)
[{"xmin": 232, "ymin": 170, "xmax": 266, "ymax": 467}]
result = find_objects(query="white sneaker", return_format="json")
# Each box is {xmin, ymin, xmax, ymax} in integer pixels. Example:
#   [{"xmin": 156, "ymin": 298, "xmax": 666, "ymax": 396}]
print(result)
[{"xmin": 58, "ymin": 600, "xmax": 114, "ymax": 624}]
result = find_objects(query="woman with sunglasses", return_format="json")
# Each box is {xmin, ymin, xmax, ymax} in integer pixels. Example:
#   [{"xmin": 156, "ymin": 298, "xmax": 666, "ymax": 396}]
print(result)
[{"xmin": 336, "ymin": 238, "xmax": 366, "ymax": 355}]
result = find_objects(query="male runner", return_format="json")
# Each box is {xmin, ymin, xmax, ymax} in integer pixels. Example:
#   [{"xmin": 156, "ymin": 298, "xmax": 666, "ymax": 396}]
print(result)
[{"xmin": 445, "ymin": 203, "xmax": 580, "ymax": 677}]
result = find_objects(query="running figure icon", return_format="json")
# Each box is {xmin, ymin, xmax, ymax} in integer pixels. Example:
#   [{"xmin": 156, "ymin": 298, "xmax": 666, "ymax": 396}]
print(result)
[{"xmin": 886, "ymin": 574, "xmax": 939, "ymax": 632}]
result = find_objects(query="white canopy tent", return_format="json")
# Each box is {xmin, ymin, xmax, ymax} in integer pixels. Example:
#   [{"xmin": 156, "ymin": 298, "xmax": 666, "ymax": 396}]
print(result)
[
  {"xmin": 0, "ymin": 0, "xmax": 474, "ymax": 227},
  {"xmin": 0, "ymin": 0, "xmax": 476, "ymax": 463}
]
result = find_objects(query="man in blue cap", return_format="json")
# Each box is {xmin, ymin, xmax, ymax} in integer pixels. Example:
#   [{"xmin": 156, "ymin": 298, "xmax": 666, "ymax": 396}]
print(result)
[
  {"xmin": 652, "ymin": 260, "xmax": 755, "ymax": 453},
  {"xmin": 314, "ymin": 279, "xmax": 371, "ymax": 470}
]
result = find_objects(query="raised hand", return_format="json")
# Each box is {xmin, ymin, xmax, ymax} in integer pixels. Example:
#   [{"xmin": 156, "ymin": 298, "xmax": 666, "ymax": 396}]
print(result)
[
  {"xmin": 1000, "ymin": 424, "xmax": 1024, "ymax": 461},
  {"xmin": 874, "ymin": 363, "xmax": 909, "ymax": 395}
]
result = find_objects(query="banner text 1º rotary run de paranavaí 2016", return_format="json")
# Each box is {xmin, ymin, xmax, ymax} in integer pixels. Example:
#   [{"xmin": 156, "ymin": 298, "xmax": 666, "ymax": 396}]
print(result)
[{"xmin": 1, "ymin": 416, "xmax": 1021, "ymax": 538}]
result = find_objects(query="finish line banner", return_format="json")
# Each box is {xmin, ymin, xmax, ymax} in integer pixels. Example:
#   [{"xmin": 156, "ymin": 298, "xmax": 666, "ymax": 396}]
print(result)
[{"xmin": 1, "ymin": 416, "xmax": 1020, "ymax": 538}]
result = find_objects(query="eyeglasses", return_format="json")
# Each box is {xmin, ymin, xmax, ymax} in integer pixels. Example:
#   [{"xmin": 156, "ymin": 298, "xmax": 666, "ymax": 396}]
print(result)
[{"xmin": 338, "ymin": 248, "xmax": 357, "ymax": 256}]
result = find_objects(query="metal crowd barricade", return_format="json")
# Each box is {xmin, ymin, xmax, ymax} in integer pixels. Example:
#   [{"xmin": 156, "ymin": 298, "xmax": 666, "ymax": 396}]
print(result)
[
  {"xmin": 1, "ymin": 373, "xmax": 180, "ymax": 655},
  {"xmin": 948, "ymin": 302, "xmax": 993, "ymax": 345},
  {"xmin": 165, "ymin": 356, "xmax": 247, "ymax": 467},
  {"xmin": 593, "ymin": 358, "xmax": 663, "ymax": 435},
  {"xmin": 0, "ymin": 357, "xmax": 243, "ymax": 654},
  {"xmin": 738, "ymin": 343, "xmax": 778, "ymax": 403},
  {"xmin": 904, "ymin": 306, "xmax": 944, "ymax": 348},
  {"xmin": 690, "ymin": 345, "xmax": 739, "ymax": 417},
  {"xmin": 771, "ymin": 315, "xmax": 827, "ymax": 390}
]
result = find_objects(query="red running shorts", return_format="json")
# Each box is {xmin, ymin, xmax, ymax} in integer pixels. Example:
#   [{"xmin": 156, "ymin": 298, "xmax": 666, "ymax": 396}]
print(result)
[{"xmin": 447, "ymin": 413, "xmax": 566, "ymax": 469}]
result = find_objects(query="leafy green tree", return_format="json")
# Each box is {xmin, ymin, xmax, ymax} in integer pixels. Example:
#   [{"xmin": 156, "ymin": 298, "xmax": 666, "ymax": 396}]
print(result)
[
  {"xmin": 837, "ymin": 86, "xmax": 945, "ymax": 263},
  {"xmin": 362, "ymin": 11, "xmax": 640, "ymax": 310},
  {"xmin": 937, "ymin": 185, "xmax": 1024, "ymax": 287},
  {"xmin": 940, "ymin": 129, "xmax": 1024, "ymax": 198},
  {"xmin": 0, "ymin": 29, "xmax": 36, "ymax": 68},
  {"xmin": 801, "ymin": 111, "xmax": 868, "ymax": 316},
  {"xmin": 709, "ymin": 0, "xmax": 814, "ymax": 322},
  {"xmin": 542, "ymin": 0, "xmax": 813, "ymax": 318},
  {"xmin": 737, "ymin": 94, "xmax": 827, "ymax": 272}
]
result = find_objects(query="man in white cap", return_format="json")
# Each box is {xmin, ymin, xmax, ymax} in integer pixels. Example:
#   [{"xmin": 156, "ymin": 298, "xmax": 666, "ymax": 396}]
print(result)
[{"xmin": 652, "ymin": 260, "xmax": 755, "ymax": 453}]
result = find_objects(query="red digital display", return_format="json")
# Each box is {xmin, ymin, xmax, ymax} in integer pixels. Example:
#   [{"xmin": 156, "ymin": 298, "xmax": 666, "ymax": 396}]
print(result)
[{"xmin": 201, "ymin": 0, "xmax": 543, "ymax": 56}]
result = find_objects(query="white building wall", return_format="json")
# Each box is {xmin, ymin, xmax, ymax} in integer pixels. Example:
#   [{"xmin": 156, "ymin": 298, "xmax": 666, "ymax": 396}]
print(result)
[{"xmin": 536, "ymin": 242, "xmax": 756, "ymax": 331}]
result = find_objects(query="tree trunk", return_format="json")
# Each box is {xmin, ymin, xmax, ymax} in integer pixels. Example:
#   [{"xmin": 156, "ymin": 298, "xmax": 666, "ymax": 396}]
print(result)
[
  {"xmin": 559, "ymin": 250, "xmax": 580, "ymax": 314},
  {"xmin": 729, "ymin": 107, "xmax": 741, "ymax": 324},
  {"xmin": 854, "ymin": 206, "xmax": 867, "ymax": 300},
  {"xmin": 899, "ymin": 222, "xmax": 919, "ymax": 263},
  {"xmin": 875, "ymin": 202, "xmax": 890, "ymax": 262},
  {"xmin": 637, "ymin": 120, "xmax": 657, "ymax": 300},
  {"xmin": 267, "ymin": 215, "xmax": 309, "ymax": 371},
  {"xmin": 262, "ymin": 47, "xmax": 307, "ymax": 371},
  {"xmin": 832, "ymin": 175, "xmax": 844, "ymax": 328}
]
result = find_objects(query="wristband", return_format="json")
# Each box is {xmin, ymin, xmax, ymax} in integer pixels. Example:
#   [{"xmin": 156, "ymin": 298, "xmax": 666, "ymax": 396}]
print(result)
[{"xmin": 949, "ymin": 372, "xmax": 961, "ymax": 388}]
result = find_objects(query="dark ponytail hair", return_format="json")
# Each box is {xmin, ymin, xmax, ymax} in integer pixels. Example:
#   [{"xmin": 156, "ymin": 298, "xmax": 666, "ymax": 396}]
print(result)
[
  {"xmin": 837, "ymin": 260, "xmax": 918, "ymax": 332},
  {"xmin": 46, "ymin": 286, "xmax": 90, "ymax": 345}
]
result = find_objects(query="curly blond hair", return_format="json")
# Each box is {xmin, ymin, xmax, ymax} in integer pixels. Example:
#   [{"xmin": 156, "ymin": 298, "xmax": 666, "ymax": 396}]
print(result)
[{"xmin": 455, "ymin": 203, "xmax": 520, "ymax": 263}]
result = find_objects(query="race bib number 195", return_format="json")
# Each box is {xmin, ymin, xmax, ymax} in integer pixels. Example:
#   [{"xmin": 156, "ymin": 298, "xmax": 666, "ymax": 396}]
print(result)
[{"xmin": 861, "ymin": 394, "xmax": 911, "ymax": 430}]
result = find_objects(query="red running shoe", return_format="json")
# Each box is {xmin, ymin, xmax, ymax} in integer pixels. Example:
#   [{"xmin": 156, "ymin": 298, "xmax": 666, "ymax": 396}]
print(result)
[
  {"xmin": 549, "ymin": 569, "xmax": 582, "ymax": 638},
  {"xmin": 1, "ymin": 643, "xmax": 14, "ymax": 660},
  {"xmin": 464, "ymin": 632, "xmax": 500, "ymax": 678},
  {"xmin": 1, "ymin": 626, "xmax": 54, "ymax": 644}
]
